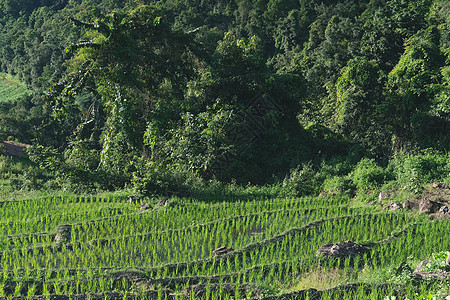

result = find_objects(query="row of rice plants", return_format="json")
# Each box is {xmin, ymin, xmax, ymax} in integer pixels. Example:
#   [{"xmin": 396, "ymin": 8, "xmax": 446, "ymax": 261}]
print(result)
[
  {"xmin": 2, "ymin": 194, "xmax": 447, "ymax": 299},
  {"xmin": 2, "ymin": 207, "xmax": 377, "ymax": 272},
  {"xmin": 73, "ymin": 205, "xmax": 366, "ymax": 244},
  {"xmin": 0, "ymin": 196, "xmax": 127, "ymax": 224},
  {"xmin": 4, "ymin": 212, "xmax": 400, "ymax": 281},
  {"xmin": 0, "ymin": 206, "xmax": 130, "ymax": 240},
  {"xmin": 0, "ymin": 194, "xmax": 345, "ymax": 241}
]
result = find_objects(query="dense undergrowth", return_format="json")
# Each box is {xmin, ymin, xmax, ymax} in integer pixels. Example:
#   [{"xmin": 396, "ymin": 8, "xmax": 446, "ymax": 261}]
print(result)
[{"xmin": 2, "ymin": 147, "xmax": 448, "ymax": 202}]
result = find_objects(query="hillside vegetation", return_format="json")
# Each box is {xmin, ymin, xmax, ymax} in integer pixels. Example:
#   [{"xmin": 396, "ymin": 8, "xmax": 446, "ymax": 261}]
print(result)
[
  {"xmin": 0, "ymin": 0, "xmax": 449, "ymax": 298},
  {"xmin": 0, "ymin": 0, "xmax": 448, "ymax": 187}
]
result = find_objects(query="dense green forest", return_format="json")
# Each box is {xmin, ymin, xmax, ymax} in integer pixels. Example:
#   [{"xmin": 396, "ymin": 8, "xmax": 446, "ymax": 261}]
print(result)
[{"xmin": 0, "ymin": 0, "xmax": 449, "ymax": 194}]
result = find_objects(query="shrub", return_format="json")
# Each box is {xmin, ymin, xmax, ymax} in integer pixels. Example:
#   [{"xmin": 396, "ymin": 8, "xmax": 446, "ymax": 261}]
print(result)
[
  {"xmin": 27, "ymin": 144, "xmax": 124, "ymax": 192},
  {"xmin": 131, "ymin": 158, "xmax": 205, "ymax": 198},
  {"xmin": 389, "ymin": 149, "xmax": 450, "ymax": 192},
  {"xmin": 322, "ymin": 175, "xmax": 354, "ymax": 195},
  {"xmin": 282, "ymin": 163, "xmax": 322, "ymax": 196},
  {"xmin": 351, "ymin": 158, "xmax": 387, "ymax": 190},
  {"xmin": 318, "ymin": 156, "xmax": 354, "ymax": 177}
]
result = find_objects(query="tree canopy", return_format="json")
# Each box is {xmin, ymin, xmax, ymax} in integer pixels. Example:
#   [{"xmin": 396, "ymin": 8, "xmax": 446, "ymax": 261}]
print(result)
[{"xmin": 0, "ymin": 0, "xmax": 448, "ymax": 191}]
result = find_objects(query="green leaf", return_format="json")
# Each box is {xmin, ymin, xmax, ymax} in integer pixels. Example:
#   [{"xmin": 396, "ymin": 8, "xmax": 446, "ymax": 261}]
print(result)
[{"xmin": 153, "ymin": 16, "xmax": 161, "ymax": 26}]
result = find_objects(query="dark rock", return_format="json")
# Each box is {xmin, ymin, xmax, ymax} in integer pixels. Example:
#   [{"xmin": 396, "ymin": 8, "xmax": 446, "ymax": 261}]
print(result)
[
  {"xmin": 140, "ymin": 203, "xmax": 150, "ymax": 210},
  {"xmin": 212, "ymin": 246, "xmax": 233, "ymax": 256},
  {"xmin": 419, "ymin": 199, "xmax": 442, "ymax": 214},
  {"xmin": 54, "ymin": 225, "xmax": 72, "ymax": 243},
  {"xmin": 386, "ymin": 202, "xmax": 403, "ymax": 211},
  {"xmin": 402, "ymin": 200, "xmax": 417, "ymax": 210},
  {"xmin": 157, "ymin": 197, "xmax": 170, "ymax": 206},
  {"xmin": 0, "ymin": 141, "xmax": 28, "ymax": 158},
  {"xmin": 182, "ymin": 283, "xmax": 262, "ymax": 299},
  {"xmin": 412, "ymin": 260, "xmax": 449, "ymax": 280},
  {"xmin": 414, "ymin": 270, "xmax": 449, "ymax": 280},
  {"xmin": 396, "ymin": 261, "xmax": 412, "ymax": 275},
  {"xmin": 317, "ymin": 240, "xmax": 368, "ymax": 257},
  {"xmin": 413, "ymin": 260, "xmax": 430, "ymax": 273},
  {"xmin": 391, "ymin": 202, "xmax": 403, "ymax": 210},
  {"xmin": 439, "ymin": 206, "xmax": 449, "ymax": 214}
]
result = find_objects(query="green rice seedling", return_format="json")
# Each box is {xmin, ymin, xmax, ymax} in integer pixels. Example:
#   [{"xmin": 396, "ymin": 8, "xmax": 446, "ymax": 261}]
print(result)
[
  {"xmin": 75, "ymin": 279, "xmax": 81, "ymax": 294},
  {"xmin": 42, "ymin": 282, "xmax": 49, "ymax": 296},
  {"xmin": 26, "ymin": 283, "xmax": 37, "ymax": 299},
  {"xmin": 2, "ymin": 257, "xmax": 8, "ymax": 281},
  {"xmin": 62, "ymin": 280, "xmax": 69, "ymax": 295},
  {"xmin": 0, "ymin": 282, "xmax": 4, "ymax": 297},
  {"xmin": 1, "ymin": 192, "xmax": 446, "ymax": 298},
  {"xmin": 353, "ymin": 256, "xmax": 361, "ymax": 279},
  {"xmin": 53, "ymin": 282, "xmax": 62, "ymax": 294}
]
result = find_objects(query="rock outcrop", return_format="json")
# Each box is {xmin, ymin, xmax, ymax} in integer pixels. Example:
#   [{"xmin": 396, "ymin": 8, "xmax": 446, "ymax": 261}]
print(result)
[
  {"xmin": 212, "ymin": 246, "xmax": 233, "ymax": 256},
  {"xmin": 384, "ymin": 202, "xmax": 403, "ymax": 211},
  {"xmin": 413, "ymin": 260, "xmax": 450, "ymax": 280},
  {"xmin": 0, "ymin": 141, "xmax": 28, "ymax": 158},
  {"xmin": 140, "ymin": 203, "xmax": 150, "ymax": 210},
  {"xmin": 402, "ymin": 199, "xmax": 418, "ymax": 210},
  {"xmin": 378, "ymin": 191, "xmax": 389, "ymax": 202},
  {"xmin": 316, "ymin": 240, "xmax": 368, "ymax": 257},
  {"xmin": 439, "ymin": 205, "xmax": 449, "ymax": 214},
  {"xmin": 419, "ymin": 199, "xmax": 442, "ymax": 214},
  {"xmin": 430, "ymin": 182, "xmax": 450, "ymax": 190},
  {"xmin": 54, "ymin": 225, "xmax": 72, "ymax": 243}
]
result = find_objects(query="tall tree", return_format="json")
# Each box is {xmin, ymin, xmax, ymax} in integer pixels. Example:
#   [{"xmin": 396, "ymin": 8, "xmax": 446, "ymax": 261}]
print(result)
[
  {"xmin": 384, "ymin": 27, "xmax": 446, "ymax": 150},
  {"xmin": 50, "ymin": 5, "xmax": 197, "ymax": 175}
]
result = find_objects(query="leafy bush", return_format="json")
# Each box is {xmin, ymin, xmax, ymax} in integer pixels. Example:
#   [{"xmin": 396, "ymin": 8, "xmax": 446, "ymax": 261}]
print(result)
[
  {"xmin": 389, "ymin": 149, "xmax": 450, "ymax": 192},
  {"xmin": 131, "ymin": 159, "xmax": 205, "ymax": 198},
  {"xmin": 351, "ymin": 158, "xmax": 387, "ymax": 190},
  {"xmin": 321, "ymin": 175, "xmax": 354, "ymax": 195},
  {"xmin": 282, "ymin": 163, "xmax": 322, "ymax": 196},
  {"xmin": 0, "ymin": 155, "xmax": 51, "ymax": 191},
  {"xmin": 27, "ymin": 144, "xmax": 124, "ymax": 192}
]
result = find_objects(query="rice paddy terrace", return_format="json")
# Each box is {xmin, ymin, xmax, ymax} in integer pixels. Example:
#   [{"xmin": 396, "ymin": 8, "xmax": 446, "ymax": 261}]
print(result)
[
  {"xmin": 0, "ymin": 194, "xmax": 448, "ymax": 299},
  {"xmin": 0, "ymin": 74, "xmax": 29, "ymax": 103}
]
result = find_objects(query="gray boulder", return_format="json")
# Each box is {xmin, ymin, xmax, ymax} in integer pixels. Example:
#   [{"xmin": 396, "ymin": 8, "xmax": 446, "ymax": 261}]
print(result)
[
  {"xmin": 430, "ymin": 182, "xmax": 450, "ymax": 189},
  {"xmin": 419, "ymin": 199, "xmax": 442, "ymax": 214},
  {"xmin": 54, "ymin": 224, "xmax": 72, "ymax": 243},
  {"xmin": 413, "ymin": 260, "xmax": 450, "ymax": 280}
]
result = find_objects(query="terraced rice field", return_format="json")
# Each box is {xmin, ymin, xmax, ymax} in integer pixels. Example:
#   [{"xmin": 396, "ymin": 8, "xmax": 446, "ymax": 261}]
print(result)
[
  {"xmin": 0, "ymin": 75, "xmax": 29, "ymax": 103},
  {"xmin": 0, "ymin": 195, "xmax": 448, "ymax": 299}
]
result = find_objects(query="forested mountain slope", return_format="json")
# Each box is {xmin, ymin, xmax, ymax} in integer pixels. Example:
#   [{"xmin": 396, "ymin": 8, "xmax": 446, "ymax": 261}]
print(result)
[{"xmin": 0, "ymin": 0, "xmax": 448, "ymax": 190}]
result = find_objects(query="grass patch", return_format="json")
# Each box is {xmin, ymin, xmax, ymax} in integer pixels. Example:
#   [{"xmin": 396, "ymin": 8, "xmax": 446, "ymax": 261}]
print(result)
[{"xmin": 286, "ymin": 266, "xmax": 348, "ymax": 292}]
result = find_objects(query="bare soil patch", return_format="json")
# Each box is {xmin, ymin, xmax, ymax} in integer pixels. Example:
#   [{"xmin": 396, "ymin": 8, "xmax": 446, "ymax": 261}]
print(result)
[{"xmin": 0, "ymin": 141, "xmax": 29, "ymax": 158}]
